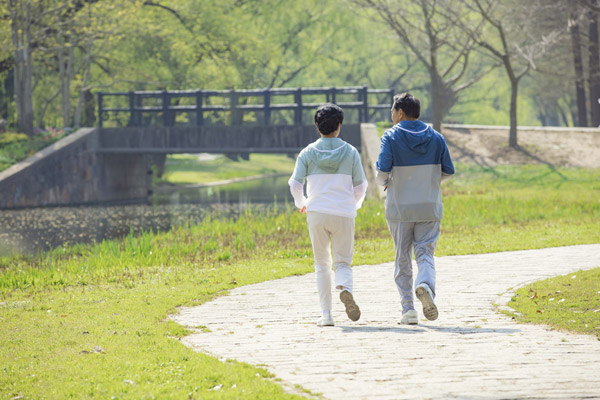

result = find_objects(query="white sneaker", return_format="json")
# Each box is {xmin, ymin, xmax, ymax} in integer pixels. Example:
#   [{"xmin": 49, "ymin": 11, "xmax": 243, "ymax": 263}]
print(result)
[
  {"xmin": 400, "ymin": 309, "xmax": 418, "ymax": 325},
  {"xmin": 317, "ymin": 317, "xmax": 334, "ymax": 327},
  {"xmin": 415, "ymin": 283, "xmax": 438, "ymax": 321}
]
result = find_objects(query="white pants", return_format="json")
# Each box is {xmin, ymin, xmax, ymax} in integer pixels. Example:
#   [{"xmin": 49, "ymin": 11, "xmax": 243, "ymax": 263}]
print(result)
[
  {"xmin": 307, "ymin": 211, "xmax": 355, "ymax": 311},
  {"xmin": 387, "ymin": 220, "xmax": 440, "ymax": 314}
]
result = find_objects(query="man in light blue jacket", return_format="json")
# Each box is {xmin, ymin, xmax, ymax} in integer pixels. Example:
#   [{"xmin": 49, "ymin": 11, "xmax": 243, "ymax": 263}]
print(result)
[{"xmin": 376, "ymin": 93, "xmax": 454, "ymax": 325}]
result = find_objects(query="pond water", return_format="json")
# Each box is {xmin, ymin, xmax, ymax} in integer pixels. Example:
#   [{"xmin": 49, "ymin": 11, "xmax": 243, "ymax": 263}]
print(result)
[{"xmin": 0, "ymin": 175, "xmax": 294, "ymax": 255}]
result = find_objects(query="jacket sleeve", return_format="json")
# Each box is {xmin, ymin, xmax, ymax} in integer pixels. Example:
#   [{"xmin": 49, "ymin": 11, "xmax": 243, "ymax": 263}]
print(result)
[
  {"xmin": 375, "ymin": 133, "xmax": 392, "ymax": 186},
  {"xmin": 352, "ymin": 150, "xmax": 368, "ymax": 209},
  {"xmin": 288, "ymin": 152, "xmax": 308, "ymax": 208},
  {"xmin": 440, "ymin": 138, "xmax": 455, "ymax": 175}
]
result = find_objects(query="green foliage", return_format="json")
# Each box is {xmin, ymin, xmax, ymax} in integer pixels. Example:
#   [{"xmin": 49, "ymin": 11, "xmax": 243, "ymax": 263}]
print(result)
[
  {"xmin": 508, "ymin": 268, "xmax": 600, "ymax": 338},
  {"xmin": 0, "ymin": 132, "xmax": 29, "ymax": 146},
  {"xmin": 1, "ymin": 0, "xmax": 583, "ymax": 131}
]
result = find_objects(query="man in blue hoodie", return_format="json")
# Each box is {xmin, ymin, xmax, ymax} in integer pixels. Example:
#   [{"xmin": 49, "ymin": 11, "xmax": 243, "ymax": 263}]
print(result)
[
  {"xmin": 289, "ymin": 103, "xmax": 368, "ymax": 327},
  {"xmin": 376, "ymin": 93, "xmax": 454, "ymax": 325}
]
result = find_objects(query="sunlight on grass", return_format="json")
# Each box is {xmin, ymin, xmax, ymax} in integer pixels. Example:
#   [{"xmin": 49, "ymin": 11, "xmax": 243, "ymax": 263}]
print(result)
[{"xmin": 507, "ymin": 268, "xmax": 600, "ymax": 339}]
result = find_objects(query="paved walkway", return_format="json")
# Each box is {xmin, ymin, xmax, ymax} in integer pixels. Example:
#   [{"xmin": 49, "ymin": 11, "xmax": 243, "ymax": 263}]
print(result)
[{"xmin": 172, "ymin": 245, "xmax": 600, "ymax": 399}]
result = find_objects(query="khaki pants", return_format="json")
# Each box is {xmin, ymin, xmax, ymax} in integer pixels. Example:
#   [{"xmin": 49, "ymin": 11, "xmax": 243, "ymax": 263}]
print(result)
[{"xmin": 307, "ymin": 211, "xmax": 355, "ymax": 311}]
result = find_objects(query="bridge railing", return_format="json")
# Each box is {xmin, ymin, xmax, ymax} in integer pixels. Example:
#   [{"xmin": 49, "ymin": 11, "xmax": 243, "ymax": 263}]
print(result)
[{"xmin": 97, "ymin": 86, "xmax": 394, "ymax": 128}]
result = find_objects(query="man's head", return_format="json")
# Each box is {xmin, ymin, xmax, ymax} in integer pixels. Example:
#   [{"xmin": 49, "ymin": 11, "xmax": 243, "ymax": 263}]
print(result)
[
  {"xmin": 391, "ymin": 93, "xmax": 420, "ymax": 124},
  {"xmin": 314, "ymin": 103, "xmax": 344, "ymax": 136}
]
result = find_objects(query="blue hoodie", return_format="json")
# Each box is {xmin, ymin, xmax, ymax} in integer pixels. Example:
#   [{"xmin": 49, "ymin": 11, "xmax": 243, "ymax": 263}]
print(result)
[{"xmin": 376, "ymin": 120, "xmax": 454, "ymax": 222}]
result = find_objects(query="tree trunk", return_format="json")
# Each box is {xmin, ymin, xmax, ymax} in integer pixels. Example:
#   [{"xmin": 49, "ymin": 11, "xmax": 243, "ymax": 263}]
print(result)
[
  {"xmin": 11, "ymin": 0, "xmax": 35, "ymax": 135},
  {"xmin": 589, "ymin": 1, "xmax": 600, "ymax": 126},
  {"xmin": 82, "ymin": 89, "xmax": 96, "ymax": 127},
  {"xmin": 570, "ymin": 14, "xmax": 588, "ymax": 126},
  {"xmin": 57, "ymin": 14, "xmax": 74, "ymax": 129},
  {"xmin": 509, "ymin": 77, "xmax": 518, "ymax": 148},
  {"xmin": 429, "ymin": 70, "xmax": 443, "ymax": 131},
  {"xmin": 74, "ymin": 40, "xmax": 93, "ymax": 128}
]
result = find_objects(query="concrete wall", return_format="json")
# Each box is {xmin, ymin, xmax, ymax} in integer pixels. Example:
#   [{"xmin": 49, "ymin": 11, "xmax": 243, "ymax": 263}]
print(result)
[
  {"xmin": 360, "ymin": 123, "xmax": 385, "ymax": 200},
  {"xmin": 0, "ymin": 128, "xmax": 152, "ymax": 209},
  {"xmin": 0, "ymin": 128, "xmax": 100, "ymax": 208}
]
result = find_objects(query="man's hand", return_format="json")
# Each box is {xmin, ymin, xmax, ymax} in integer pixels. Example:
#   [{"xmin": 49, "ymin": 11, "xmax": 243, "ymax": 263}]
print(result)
[{"xmin": 299, "ymin": 206, "xmax": 307, "ymax": 214}]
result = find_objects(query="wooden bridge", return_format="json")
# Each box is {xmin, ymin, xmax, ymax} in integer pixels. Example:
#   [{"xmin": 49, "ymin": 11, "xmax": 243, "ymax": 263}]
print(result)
[
  {"xmin": 98, "ymin": 85, "xmax": 393, "ymax": 128},
  {"xmin": 1, "ymin": 86, "xmax": 392, "ymax": 208}
]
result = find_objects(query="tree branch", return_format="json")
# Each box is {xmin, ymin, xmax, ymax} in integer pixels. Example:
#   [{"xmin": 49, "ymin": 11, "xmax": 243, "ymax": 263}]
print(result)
[
  {"xmin": 143, "ymin": 1, "xmax": 192, "ymax": 32},
  {"xmin": 576, "ymin": 0, "xmax": 600, "ymax": 13}
]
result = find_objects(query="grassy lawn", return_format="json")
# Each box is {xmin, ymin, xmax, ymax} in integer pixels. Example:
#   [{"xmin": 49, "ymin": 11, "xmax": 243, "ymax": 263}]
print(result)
[
  {"xmin": 506, "ymin": 268, "xmax": 600, "ymax": 338},
  {"xmin": 1, "ymin": 163, "xmax": 599, "ymax": 398},
  {"xmin": 0, "ymin": 129, "xmax": 67, "ymax": 172},
  {"xmin": 160, "ymin": 153, "xmax": 296, "ymax": 184}
]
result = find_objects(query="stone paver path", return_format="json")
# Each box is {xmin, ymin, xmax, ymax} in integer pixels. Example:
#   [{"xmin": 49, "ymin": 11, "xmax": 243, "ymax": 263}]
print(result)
[{"xmin": 172, "ymin": 245, "xmax": 600, "ymax": 399}]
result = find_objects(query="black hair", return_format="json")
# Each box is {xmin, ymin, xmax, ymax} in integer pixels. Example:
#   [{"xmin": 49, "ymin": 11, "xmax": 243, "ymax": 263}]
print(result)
[
  {"xmin": 314, "ymin": 103, "xmax": 344, "ymax": 135},
  {"xmin": 392, "ymin": 93, "xmax": 420, "ymax": 119}
]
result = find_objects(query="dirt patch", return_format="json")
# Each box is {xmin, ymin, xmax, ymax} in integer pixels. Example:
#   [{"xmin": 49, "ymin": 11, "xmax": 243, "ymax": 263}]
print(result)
[{"xmin": 442, "ymin": 125, "xmax": 600, "ymax": 168}]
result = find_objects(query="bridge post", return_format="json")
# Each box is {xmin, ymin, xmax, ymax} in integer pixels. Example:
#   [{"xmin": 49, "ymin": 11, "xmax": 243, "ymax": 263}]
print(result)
[
  {"xmin": 294, "ymin": 88, "xmax": 303, "ymax": 125},
  {"xmin": 360, "ymin": 85, "xmax": 368, "ymax": 123},
  {"xmin": 228, "ymin": 90, "xmax": 244, "ymax": 160},
  {"xmin": 98, "ymin": 92, "xmax": 103, "ymax": 128},
  {"xmin": 162, "ymin": 90, "xmax": 172, "ymax": 127},
  {"xmin": 196, "ymin": 91, "xmax": 204, "ymax": 126},
  {"xmin": 264, "ymin": 89, "xmax": 271, "ymax": 125},
  {"xmin": 128, "ymin": 92, "xmax": 135, "ymax": 126},
  {"xmin": 135, "ymin": 94, "xmax": 142, "ymax": 126},
  {"xmin": 230, "ymin": 90, "xmax": 243, "ymax": 125}
]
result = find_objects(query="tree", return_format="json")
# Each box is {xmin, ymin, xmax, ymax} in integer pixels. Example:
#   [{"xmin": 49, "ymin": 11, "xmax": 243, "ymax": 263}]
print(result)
[
  {"xmin": 350, "ymin": 0, "xmax": 491, "ymax": 131},
  {"xmin": 587, "ymin": 0, "xmax": 600, "ymax": 126},
  {"xmin": 570, "ymin": 9, "xmax": 588, "ymax": 126},
  {"xmin": 8, "ymin": 0, "xmax": 39, "ymax": 135},
  {"xmin": 457, "ymin": 0, "xmax": 563, "ymax": 147}
]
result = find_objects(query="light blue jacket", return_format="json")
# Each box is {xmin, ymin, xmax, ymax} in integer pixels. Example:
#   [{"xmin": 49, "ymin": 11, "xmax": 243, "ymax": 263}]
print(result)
[{"xmin": 290, "ymin": 137, "xmax": 367, "ymax": 218}]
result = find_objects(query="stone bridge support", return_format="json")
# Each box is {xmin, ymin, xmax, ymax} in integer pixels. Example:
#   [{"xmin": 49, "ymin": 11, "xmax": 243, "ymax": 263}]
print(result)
[{"xmin": 0, "ymin": 128, "xmax": 152, "ymax": 208}]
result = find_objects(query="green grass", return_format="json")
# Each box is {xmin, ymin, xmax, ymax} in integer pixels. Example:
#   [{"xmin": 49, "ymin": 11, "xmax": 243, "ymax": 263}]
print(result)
[
  {"xmin": 506, "ymin": 268, "xmax": 600, "ymax": 338},
  {"xmin": 1, "ymin": 163, "xmax": 599, "ymax": 398},
  {"xmin": 160, "ymin": 153, "xmax": 296, "ymax": 184},
  {"xmin": 0, "ymin": 129, "xmax": 67, "ymax": 172}
]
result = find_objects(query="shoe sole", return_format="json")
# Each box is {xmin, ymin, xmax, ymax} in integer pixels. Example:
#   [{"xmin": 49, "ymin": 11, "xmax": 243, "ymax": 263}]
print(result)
[
  {"xmin": 400, "ymin": 317, "xmax": 418, "ymax": 325},
  {"xmin": 340, "ymin": 290, "xmax": 361, "ymax": 321},
  {"xmin": 415, "ymin": 286, "xmax": 438, "ymax": 321},
  {"xmin": 317, "ymin": 321, "xmax": 334, "ymax": 327}
]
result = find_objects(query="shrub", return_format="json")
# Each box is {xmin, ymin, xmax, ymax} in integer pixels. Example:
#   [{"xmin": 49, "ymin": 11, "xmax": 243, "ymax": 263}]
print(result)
[{"xmin": 0, "ymin": 132, "xmax": 29, "ymax": 147}]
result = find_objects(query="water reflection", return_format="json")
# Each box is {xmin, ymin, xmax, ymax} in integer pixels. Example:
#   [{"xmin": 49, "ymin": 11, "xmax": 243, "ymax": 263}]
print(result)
[
  {"xmin": 0, "ymin": 176, "xmax": 293, "ymax": 255},
  {"xmin": 153, "ymin": 175, "xmax": 293, "ymax": 205}
]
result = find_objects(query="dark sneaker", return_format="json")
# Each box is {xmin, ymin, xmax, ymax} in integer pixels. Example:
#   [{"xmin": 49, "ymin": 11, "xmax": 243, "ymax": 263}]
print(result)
[
  {"xmin": 415, "ymin": 283, "xmax": 438, "ymax": 321},
  {"xmin": 340, "ymin": 290, "xmax": 361, "ymax": 321}
]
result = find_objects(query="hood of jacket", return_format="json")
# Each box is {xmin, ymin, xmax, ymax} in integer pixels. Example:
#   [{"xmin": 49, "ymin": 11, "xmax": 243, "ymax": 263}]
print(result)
[
  {"xmin": 396, "ymin": 120, "xmax": 434, "ymax": 155},
  {"xmin": 305, "ymin": 137, "xmax": 351, "ymax": 173}
]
